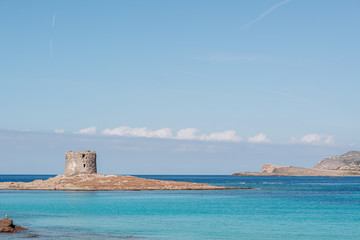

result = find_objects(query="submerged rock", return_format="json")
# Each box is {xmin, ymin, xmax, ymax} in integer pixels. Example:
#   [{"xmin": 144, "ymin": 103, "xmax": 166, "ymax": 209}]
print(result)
[{"xmin": 0, "ymin": 216, "xmax": 28, "ymax": 234}]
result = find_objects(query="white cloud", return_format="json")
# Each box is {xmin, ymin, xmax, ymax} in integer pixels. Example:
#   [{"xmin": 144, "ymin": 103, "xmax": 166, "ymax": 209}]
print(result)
[
  {"xmin": 241, "ymin": 0, "xmax": 291, "ymax": 29},
  {"xmin": 203, "ymin": 130, "xmax": 241, "ymax": 142},
  {"xmin": 102, "ymin": 126, "xmax": 172, "ymax": 139},
  {"xmin": 175, "ymin": 128, "xmax": 241, "ymax": 142},
  {"xmin": 102, "ymin": 126, "xmax": 241, "ymax": 142},
  {"xmin": 292, "ymin": 134, "xmax": 335, "ymax": 145},
  {"xmin": 248, "ymin": 133, "xmax": 271, "ymax": 143},
  {"xmin": 54, "ymin": 129, "xmax": 64, "ymax": 134},
  {"xmin": 74, "ymin": 126, "xmax": 97, "ymax": 135},
  {"xmin": 176, "ymin": 128, "xmax": 199, "ymax": 140}
]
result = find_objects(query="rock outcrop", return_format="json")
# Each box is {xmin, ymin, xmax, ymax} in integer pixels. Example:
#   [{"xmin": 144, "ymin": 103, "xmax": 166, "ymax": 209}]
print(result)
[
  {"xmin": 233, "ymin": 164, "xmax": 360, "ymax": 176},
  {"xmin": 313, "ymin": 151, "xmax": 360, "ymax": 170},
  {"xmin": 232, "ymin": 151, "xmax": 360, "ymax": 177},
  {"xmin": 0, "ymin": 217, "xmax": 27, "ymax": 234},
  {"xmin": 0, "ymin": 174, "xmax": 244, "ymax": 191}
]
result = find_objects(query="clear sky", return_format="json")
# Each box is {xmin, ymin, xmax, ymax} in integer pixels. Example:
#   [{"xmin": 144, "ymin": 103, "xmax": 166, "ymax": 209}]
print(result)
[{"xmin": 0, "ymin": 0, "xmax": 359, "ymax": 174}]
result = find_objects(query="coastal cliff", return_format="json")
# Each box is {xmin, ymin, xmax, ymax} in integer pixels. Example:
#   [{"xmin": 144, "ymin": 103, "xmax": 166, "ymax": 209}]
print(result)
[
  {"xmin": 313, "ymin": 151, "xmax": 360, "ymax": 170},
  {"xmin": 232, "ymin": 151, "xmax": 360, "ymax": 176},
  {"xmin": 0, "ymin": 174, "xmax": 242, "ymax": 191}
]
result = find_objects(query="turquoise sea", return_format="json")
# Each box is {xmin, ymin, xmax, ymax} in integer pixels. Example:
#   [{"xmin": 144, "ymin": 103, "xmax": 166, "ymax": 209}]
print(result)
[{"xmin": 0, "ymin": 175, "xmax": 359, "ymax": 239}]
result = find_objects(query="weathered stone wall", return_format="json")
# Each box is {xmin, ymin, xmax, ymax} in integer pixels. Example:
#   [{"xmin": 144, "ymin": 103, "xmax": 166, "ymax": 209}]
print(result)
[{"xmin": 65, "ymin": 150, "xmax": 97, "ymax": 176}]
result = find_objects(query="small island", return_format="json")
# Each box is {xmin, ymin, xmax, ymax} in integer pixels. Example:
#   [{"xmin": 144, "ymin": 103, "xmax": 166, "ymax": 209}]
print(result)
[
  {"xmin": 0, "ymin": 174, "xmax": 240, "ymax": 191},
  {"xmin": 0, "ymin": 150, "xmax": 245, "ymax": 191},
  {"xmin": 232, "ymin": 151, "xmax": 360, "ymax": 177}
]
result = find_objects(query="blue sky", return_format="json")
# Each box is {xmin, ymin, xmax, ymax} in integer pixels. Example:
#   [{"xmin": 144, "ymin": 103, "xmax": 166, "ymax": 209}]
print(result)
[{"xmin": 0, "ymin": 0, "xmax": 359, "ymax": 174}]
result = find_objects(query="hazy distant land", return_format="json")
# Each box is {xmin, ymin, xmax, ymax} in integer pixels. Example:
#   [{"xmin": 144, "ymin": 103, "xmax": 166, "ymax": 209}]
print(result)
[{"xmin": 233, "ymin": 151, "xmax": 360, "ymax": 176}]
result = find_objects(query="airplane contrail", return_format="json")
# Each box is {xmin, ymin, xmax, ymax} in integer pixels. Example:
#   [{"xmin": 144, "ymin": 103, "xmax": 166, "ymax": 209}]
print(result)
[{"xmin": 240, "ymin": 0, "xmax": 291, "ymax": 29}]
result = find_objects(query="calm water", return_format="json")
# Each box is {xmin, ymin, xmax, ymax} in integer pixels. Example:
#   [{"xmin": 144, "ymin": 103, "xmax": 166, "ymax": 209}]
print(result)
[{"xmin": 0, "ymin": 175, "xmax": 359, "ymax": 239}]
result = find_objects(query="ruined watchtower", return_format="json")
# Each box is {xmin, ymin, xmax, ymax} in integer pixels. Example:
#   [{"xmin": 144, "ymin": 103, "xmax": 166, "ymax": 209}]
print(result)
[{"xmin": 65, "ymin": 150, "xmax": 97, "ymax": 176}]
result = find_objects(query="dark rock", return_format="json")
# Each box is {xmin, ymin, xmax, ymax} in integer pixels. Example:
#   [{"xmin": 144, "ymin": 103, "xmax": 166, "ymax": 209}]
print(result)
[{"xmin": 0, "ymin": 217, "xmax": 28, "ymax": 234}]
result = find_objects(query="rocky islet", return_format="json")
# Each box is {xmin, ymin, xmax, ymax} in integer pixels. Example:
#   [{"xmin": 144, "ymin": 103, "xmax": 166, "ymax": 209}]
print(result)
[
  {"xmin": 0, "ymin": 216, "xmax": 28, "ymax": 234},
  {"xmin": 0, "ymin": 174, "xmax": 247, "ymax": 191}
]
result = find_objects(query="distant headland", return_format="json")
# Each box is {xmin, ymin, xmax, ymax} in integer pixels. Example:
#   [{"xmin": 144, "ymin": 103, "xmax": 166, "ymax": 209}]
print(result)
[
  {"xmin": 232, "ymin": 151, "xmax": 360, "ymax": 176},
  {"xmin": 0, "ymin": 150, "xmax": 245, "ymax": 191}
]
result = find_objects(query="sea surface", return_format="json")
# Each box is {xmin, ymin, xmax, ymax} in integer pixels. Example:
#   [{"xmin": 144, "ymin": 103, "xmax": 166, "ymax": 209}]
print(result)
[{"xmin": 0, "ymin": 175, "xmax": 359, "ymax": 240}]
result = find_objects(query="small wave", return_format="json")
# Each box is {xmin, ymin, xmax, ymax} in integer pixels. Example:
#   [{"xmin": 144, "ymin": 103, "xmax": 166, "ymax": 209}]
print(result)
[
  {"xmin": 236, "ymin": 182, "xmax": 246, "ymax": 184},
  {"xmin": 261, "ymin": 182, "xmax": 283, "ymax": 184}
]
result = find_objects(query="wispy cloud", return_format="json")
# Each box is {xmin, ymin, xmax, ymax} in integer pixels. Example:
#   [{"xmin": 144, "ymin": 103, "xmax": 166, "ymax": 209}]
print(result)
[
  {"xmin": 241, "ymin": 0, "xmax": 291, "ymax": 29},
  {"xmin": 50, "ymin": 13, "xmax": 56, "ymax": 57},
  {"xmin": 74, "ymin": 126, "xmax": 97, "ymax": 135},
  {"xmin": 54, "ymin": 129, "xmax": 64, "ymax": 134},
  {"xmin": 248, "ymin": 133, "xmax": 271, "ymax": 143},
  {"xmin": 291, "ymin": 134, "xmax": 335, "ymax": 145},
  {"xmin": 52, "ymin": 13, "xmax": 56, "ymax": 28},
  {"xmin": 102, "ymin": 126, "xmax": 241, "ymax": 142}
]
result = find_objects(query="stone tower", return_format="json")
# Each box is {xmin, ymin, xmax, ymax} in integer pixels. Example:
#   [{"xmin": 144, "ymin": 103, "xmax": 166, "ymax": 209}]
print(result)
[{"xmin": 65, "ymin": 150, "xmax": 97, "ymax": 176}]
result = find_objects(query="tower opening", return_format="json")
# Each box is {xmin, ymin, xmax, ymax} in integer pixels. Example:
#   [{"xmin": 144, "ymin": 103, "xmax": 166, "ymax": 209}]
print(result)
[
  {"xmin": 83, "ymin": 164, "xmax": 86, "ymax": 168},
  {"xmin": 82, "ymin": 154, "xmax": 85, "ymax": 158}
]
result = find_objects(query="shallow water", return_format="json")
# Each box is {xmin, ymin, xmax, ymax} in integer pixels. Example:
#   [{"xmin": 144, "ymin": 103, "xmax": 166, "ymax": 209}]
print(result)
[{"xmin": 1, "ymin": 175, "xmax": 359, "ymax": 239}]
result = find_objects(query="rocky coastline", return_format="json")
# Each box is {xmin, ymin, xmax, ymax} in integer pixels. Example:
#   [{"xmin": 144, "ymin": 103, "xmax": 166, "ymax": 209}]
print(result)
[
  {"xmin": 232, "ymin": 151, "xmax": 360, "ymax": 177},
  {"xmin": 232, "ymin": 164, "xmax": 360, "ymax": 176},
  {"xmin": 0, "ymin": 174, "xmax": 247, "ymax": 191}
]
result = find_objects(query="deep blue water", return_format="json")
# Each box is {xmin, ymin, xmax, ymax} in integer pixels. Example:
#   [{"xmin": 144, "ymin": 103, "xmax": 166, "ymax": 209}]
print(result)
[{"xmin": 0, "ymin": 175, "xmax": 360, "ymax": 239}]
